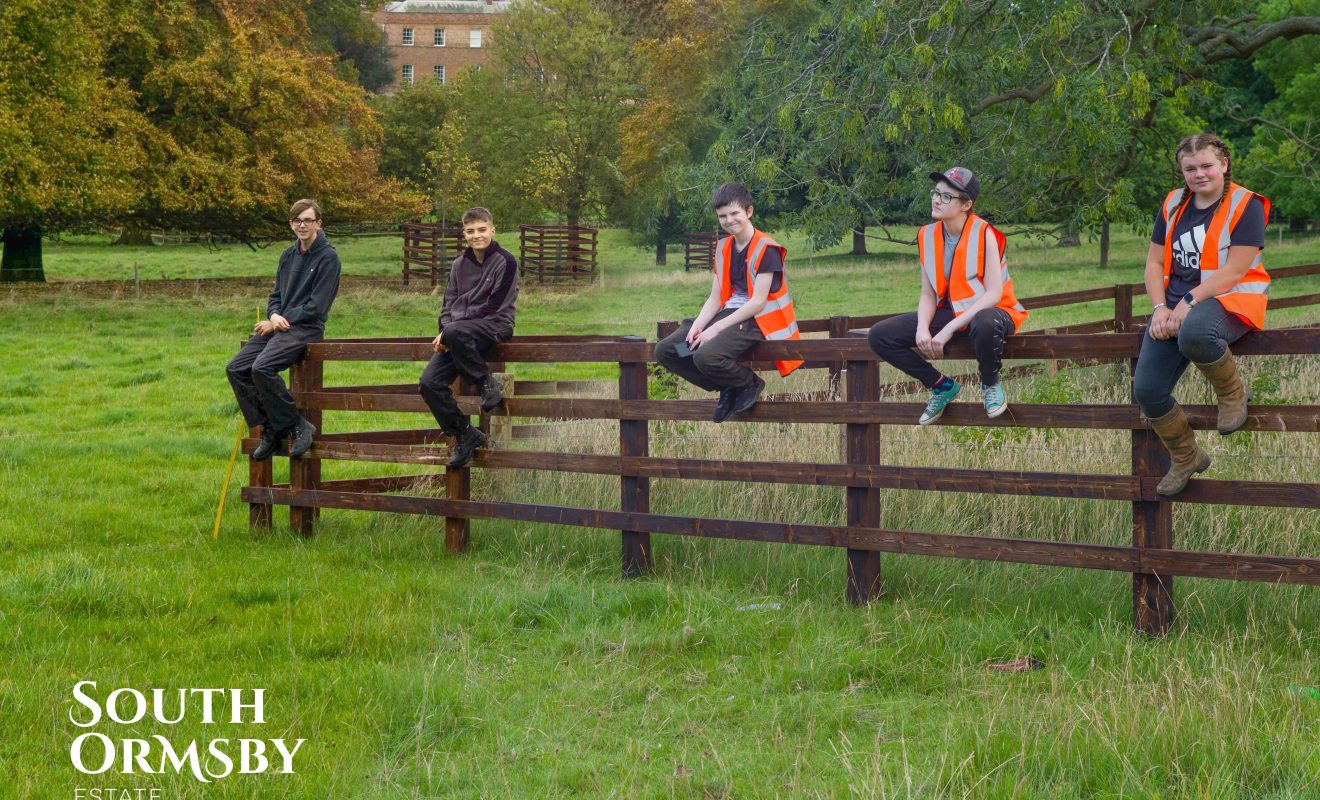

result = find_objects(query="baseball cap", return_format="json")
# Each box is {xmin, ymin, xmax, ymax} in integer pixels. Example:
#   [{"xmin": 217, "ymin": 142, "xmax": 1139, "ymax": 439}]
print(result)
[{"xmin": 929, "ymin": 166, "xmax": 980, "ymax": 201}]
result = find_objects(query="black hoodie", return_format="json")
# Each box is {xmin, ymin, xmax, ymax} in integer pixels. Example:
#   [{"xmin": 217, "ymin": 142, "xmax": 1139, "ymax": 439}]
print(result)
[{"xmin": 266, "ymin": 230, "xmax": 341, "ymax": 331}]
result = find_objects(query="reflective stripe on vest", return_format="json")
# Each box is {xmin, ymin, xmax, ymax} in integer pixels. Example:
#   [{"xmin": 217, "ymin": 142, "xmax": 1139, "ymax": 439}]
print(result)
[
  {"xmin": 1160, "ymin": 183, "xmax": 1272, "ymax": 329},
  {"xmin": 917, "ymin": 215, "xmax": 1028, "ymax": 331}
]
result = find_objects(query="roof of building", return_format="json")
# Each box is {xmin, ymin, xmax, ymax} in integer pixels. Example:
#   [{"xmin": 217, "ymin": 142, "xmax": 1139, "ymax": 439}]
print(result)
[{"xmin": 381, "ymin": 0, "xmax": 511, "ymax": 13}]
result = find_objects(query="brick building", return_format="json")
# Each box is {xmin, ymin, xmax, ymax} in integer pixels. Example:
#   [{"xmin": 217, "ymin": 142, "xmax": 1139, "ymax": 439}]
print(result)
[{"xmin": 373, "ymin": 0, "xmax": 511, "ymax": 93}]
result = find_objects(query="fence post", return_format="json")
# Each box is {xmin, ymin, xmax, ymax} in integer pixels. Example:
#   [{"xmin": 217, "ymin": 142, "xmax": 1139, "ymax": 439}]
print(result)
[
  {"xmin": 1114, "ymin": 284, "xmax": 1134, "ymax": 332},
  {"xmin": 619, "ymin": 339, "xmax": 652, "ymax": 577},
  {"xmin": 828, "ymin": 315, "xmax": 849, "ymax": 398},
  {"xmin": 445, "ymin": 378, "xmax": 471, "ymax": 552},
  {"xmin": 288, "ymin": 355, "xmax": 323, "ymax": 538},
  {"xmin": 248, "ymin": 424, "xmax": 273, "ymax": 529},
  {"xmin": 1132, "ymin": 426, "xmax": 1174, "ymax": 635},
  {"xmin": 845, "ymin": 356, "xmax": 882, "ymax": 604}
]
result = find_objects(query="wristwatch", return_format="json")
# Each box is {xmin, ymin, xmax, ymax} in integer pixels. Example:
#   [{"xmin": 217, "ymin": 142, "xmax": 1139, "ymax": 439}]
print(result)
[{"xmin": 1182, "ymin": 292, "xmax": 1197, "ymax": 308}]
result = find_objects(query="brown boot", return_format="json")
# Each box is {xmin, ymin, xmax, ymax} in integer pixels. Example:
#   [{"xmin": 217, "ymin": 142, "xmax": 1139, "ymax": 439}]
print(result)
[
  {"xmin": 1147, "ymin": 405, "xmax": 1212, "ymax": 497},
  {"xmin": 1194, "ymin": 350, "xmax": 1250, "ymax": 435}
]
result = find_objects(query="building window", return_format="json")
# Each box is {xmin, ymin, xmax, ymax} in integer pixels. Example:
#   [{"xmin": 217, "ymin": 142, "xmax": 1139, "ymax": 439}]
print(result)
[
  {"xmin": 402, "ymin": 27, "xmax": 414, "ymax": 46},
  {"xmin": 433, "ymin": 28, "xmax": 445, "ymax": 46},
  {"xmin": 401, "ymin": 64, "xmax": 413, "ymax": 85},
  {"xmin": 433, "ymin": 64, "xmax": 445, "ymax": 83},
  {"xmin": 469, "ymin": 28, "xmax": 482, "ymax": 48}
]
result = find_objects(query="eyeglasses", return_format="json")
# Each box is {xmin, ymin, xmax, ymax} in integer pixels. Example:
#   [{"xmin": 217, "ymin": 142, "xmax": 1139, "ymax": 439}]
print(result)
[
  {"xmin": 290, "ymin": 217, "xmax": 320, "ymax": 227},
  {"xmin": 930, "ymin": 190, "xmax": 969, "ymax": 204}
]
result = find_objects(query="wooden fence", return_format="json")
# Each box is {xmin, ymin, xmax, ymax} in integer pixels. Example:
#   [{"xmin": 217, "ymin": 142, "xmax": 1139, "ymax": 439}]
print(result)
[
  {"xmin": 683, "ymin": 232, "xmax": 718, "ymax": 272},
  {"xmin": 241, "ymin": 328, "xmax": 1320, "ymax": 636},
  {"xmin": 402, "ymin": 223, "xmax": 465, "ymax": 286},
  {"xmin": 519, "ymin": 225, "xmax": 599, "ymax": 282}
]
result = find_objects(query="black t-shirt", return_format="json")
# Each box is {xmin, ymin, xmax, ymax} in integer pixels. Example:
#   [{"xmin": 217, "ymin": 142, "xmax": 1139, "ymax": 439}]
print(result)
[
  {"xmin": 727, "ymin": 241, "xmax": 784, "ymax": 300},
  {"xmin": 1151, "ymin": 195, "xmax": 1265, "ymax": 306}
]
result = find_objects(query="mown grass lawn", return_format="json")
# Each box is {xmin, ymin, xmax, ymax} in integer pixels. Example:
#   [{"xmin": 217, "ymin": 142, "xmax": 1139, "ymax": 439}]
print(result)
[{"xmin": 2, "ymin": 229, "xmax": 1319, "ymax": 798}]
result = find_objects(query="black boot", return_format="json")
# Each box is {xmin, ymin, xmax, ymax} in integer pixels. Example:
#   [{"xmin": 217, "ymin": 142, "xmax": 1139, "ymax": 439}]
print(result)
[
  {"xmin": 712, "ymin": 387, "xmax": 736, "ymax": 423},
  {"xmin": 448, "ymin": 425, "xmax": 487, "ymax": 468},
  {"xmin": 731, "ymin": 374, "xmax": 766, "ymax": 415},
  {"xmin": 251, "ymin": 425, "xmax": 283, "ymax": 462},
  {"xmin": 478, "ymin": 375, "xmax": 504, "ymax": 413},
  {"xmin": 287, "ymin": 417, "xmax": 317, "ymax": 459}
]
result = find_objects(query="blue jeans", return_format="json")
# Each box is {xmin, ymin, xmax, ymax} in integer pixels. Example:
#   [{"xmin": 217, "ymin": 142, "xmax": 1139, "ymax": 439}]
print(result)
[{"xmin": 1132, "ymin": 299, "xmax": 1252, "ymax": 418}]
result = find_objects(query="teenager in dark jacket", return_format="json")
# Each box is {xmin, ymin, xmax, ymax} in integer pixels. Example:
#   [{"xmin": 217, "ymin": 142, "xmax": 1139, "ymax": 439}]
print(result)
[
  {"xmin": 226, "ymin": 199, "xmax": 340, "ymax": 460},
  {"xmin": 418, "ymin": 207, "xmax": 518, "ymax": 468}
]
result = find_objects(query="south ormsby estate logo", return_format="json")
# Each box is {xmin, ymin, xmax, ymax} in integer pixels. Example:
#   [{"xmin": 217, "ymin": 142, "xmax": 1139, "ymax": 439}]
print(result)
[{"xmin": 68, "ymin": 681, "xmax": 307, "ymax": 796}]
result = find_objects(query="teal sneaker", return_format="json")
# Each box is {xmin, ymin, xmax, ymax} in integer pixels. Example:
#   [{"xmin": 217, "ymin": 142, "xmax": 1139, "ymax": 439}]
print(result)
[
  {"xmin": 918, "ymin": 380, "xmax": 960, "ymax": 425},
  {"xmin": 982, "ymin": 383, "xmax": 1008, "ymax": 418}
]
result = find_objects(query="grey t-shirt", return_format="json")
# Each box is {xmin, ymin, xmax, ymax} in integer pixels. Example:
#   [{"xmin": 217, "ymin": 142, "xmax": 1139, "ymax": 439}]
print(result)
[{"xmin": 942, "ymin": 227, "xmax": 960, "ymax": 288}]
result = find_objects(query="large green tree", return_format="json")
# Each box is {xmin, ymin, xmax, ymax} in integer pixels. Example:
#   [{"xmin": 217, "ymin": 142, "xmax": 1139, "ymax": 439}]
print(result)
[
  {"xmin": 0, "ymin": 0, "xmax": 146, "ymax": 281},
  {"xmin": 1238, "ymin": 0, "xmax": 1320, "ymax": 222},
  {"xmin": 1, "ymin": 0, "xmax": 424, "ymax": 281},
  {"xmin": 703, "ymin": 1, "xmax": 1320, "ymax": 251}
]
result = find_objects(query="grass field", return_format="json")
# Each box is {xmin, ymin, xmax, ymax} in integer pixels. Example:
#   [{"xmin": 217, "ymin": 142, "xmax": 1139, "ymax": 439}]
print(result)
[{"xmin": 2, "ymin": 228, "xmax": 1319, "ymax": 798}]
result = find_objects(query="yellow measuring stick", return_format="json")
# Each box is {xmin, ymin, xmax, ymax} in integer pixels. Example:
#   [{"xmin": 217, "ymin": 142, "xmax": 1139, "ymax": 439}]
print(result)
[{"xmin": 213, "ymin": 306, "xmax": 262, "ymax": 539}]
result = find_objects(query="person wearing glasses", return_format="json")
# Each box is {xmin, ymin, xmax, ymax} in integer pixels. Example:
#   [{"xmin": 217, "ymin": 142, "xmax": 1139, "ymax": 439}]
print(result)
[
  {"xmin": 867, "ymin": 168, "xmax": 1028, "ymax": 424},
  {"xmin": 225, "ymin": 199, "xmax": 341, "ymax": 461}
]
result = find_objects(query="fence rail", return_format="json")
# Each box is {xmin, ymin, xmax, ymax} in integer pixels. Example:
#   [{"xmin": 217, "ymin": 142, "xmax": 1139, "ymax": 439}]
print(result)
[{"xmin": 242, "ymin": 325, "xmax": 1320, "ymax": 636}]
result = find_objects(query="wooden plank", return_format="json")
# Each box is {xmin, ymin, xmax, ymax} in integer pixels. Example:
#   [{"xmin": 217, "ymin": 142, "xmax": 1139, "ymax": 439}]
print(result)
[
  {"xmin": 445, "ymin": 379, "xmax": 471, "ymax": 552},
  {"xmin": 289, "ymin": 358, "xmax": 323, "ymax": 537},
  {"xmin": 241, "ymin": 488, "xmax": 1320, "ymax": 587},
  {"xmin": 299, "ymin": 441, "xmax": 1320, "ymax": 510},
  {"xmin": 1132, "ymin": 427, "xmax": 1174, "ymax": 635},
  {"xmin": 321, "ymin": 475, "xmax": 443, "ymax": 493},
  {"xmin": 620, "ymin": 357, "xmax": 652, "ymax": 577},
  {"xmin": 845, "ymin": 358, "xmax": 881, "ymax": 604},
  {"xmin": 306, "ymin": 328, "xmax": 1320, "ymax": 365},
  {"xmin": 248, "ymin": 424, "xmax": 273, "ymax": 529},
  {"xmin": 1271, "ymin": 292, "xmax": 1320, "ymax": 310},
  {"xmin": 298, "ymin": 391, "xmax": 1320, "ymax": 432}
]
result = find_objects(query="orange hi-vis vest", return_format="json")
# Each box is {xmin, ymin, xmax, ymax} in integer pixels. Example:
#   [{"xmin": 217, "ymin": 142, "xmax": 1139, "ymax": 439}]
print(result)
[
  {"xmin": 715, "ymin": 230, "xmax": 803, "ymax": 376},
  {"xmin": 918, "ymin": 214, "xmax": 1028, "ymax": 332},
  {"xmin": 1160, "ymin": 183, "xmax": 1271, "ymax": 330}
]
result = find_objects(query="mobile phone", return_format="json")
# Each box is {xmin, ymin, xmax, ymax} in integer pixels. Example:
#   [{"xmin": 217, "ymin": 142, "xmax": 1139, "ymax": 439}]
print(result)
[{"xmin": 674, "ymin": 340, "xmax": 694, "ymax": 358}]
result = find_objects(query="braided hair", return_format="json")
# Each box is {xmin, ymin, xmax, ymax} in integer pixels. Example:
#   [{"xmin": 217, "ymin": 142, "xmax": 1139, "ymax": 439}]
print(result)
[{"xmin": 1173, "ymin": 133, "xmax": 1233, "ymax": 215}]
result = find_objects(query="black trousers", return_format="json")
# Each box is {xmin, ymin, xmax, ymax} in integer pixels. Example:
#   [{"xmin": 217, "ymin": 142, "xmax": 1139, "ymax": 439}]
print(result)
[
  {"xmin": 867, "ymin": 305, "xmax": 1014, "ymax": 388},
  {"xmin": 654, "ymin": 308, "xmax": 766, "ymax": 391},
  {"xmin": 226, "ymin": 326, "xmax": 321, "ymax": 432},
  {"xmin": 418, "ymin": 319, "xmax": 511, "ymax": 434}
]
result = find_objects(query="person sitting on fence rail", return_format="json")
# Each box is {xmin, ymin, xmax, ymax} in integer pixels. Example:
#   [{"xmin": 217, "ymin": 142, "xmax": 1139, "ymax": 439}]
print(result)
[
  {"xmin": 418, "ymin": 207, "xmax": 519, "ymax": 468},
  {"xmin": 655, "ymin": 183, "xmax": 803, "ymax": 421},
  {"xmin": 226, "ymin": 199, "xmax": 341, "ymax": 461},
  {"xmin": 867, "ymin": 167, "xmax": 1028, "ymax": 424},
  {"xmin": 1134, "ymin": 132, "xmax": 1271, "ymax": 496}
]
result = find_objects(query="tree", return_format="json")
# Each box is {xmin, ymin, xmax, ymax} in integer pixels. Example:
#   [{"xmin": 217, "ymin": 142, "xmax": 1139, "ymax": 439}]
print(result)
[
  {"xmin": 105, "ymin": 0, "xmax": 424, "ymax": 241},
  {"xmin": 374, "ymin": 79, "xmax": 457, "ymax": 188},
  {"xmin": 308, "ymin": 0, "xmax": 393, "ymax": 93},
  {"xmin": 480, "ymin": 0, "xmax": 640, "ymax": 226},
  {"xmin": 1238, "ymin": 0, "xmax": 1320, "ymax": 222},
  {"xmin": 0, "ymin": 0, "xmax": 146, "ymax": 281},
  {"xmin": 702, "ymin": 1, "xmax": 1320, "ymax": 250}
]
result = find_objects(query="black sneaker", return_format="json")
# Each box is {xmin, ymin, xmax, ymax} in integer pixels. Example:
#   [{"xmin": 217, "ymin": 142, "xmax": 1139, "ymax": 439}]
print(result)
[
  {"xmin": 448, "ymin": 426, "xmax": 487, "ymax": 469},
  {"xmin": 731, "ymin": 374, "xmax": 766, "ymax": 415},
  {"xmin": 287, "ymin": 418, "xmax": 317, "ymax": 459},
  {"xmin": 712, "ymin": 387, "xmax": 737, "ymax": 423},
  {"xmin": 478, "ymin": 375, "xmax": 504, "ymax": 413},
  {"xmin": 251, "ymin": 425, "xmax": 283, "ymax": 462}
]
